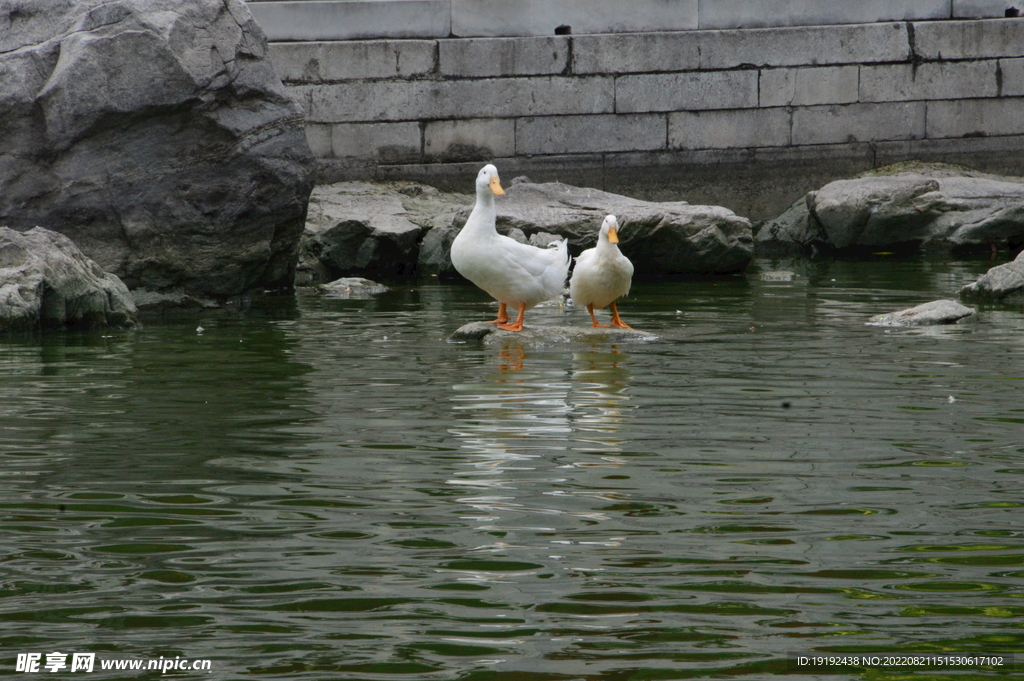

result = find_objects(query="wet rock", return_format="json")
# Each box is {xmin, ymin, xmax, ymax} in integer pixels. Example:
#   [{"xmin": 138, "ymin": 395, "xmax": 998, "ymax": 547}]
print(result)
[
  {"xmin": 0, "ymin": 0, "xmax": 316, "ymax": 298},
  {"xmin": 0, "ymin": 227, "xmax": 137, "ymax": 331},
  {"xmin": 130, "ymin": 288, "xmax": 219, "ymax": 311},
  {"xmin": 959, "ymin": 250, "xmax": 1024, "ymax": 303},
  {"xmin": 449, "ymin": 321, "xmax": 657, "ymax": 345},
  {"xmin": 867, "ymin": 299, "xmax": 976, "ymax": 326},
  {"xmin": 756, "ymin": 163, "xmax": 1024, "ymax": 255},
  {"xmin": 316, "ymin": 277, "xmax": 389, "ymax": 298}
]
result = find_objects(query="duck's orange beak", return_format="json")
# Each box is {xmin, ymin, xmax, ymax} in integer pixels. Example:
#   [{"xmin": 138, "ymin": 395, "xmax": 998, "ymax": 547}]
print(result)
[
  {"xmin": 489, "ymin": 176, "xmax": 505, "ymax": 196},
  {"xmin": 607, "ymin": 225, "xmax": 619, "ymax": 244}
]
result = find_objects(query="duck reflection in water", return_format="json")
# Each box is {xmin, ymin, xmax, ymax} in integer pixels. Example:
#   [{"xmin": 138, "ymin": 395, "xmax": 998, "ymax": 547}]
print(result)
[
  {"xmin": 569, "ymin": 347, "xmax": 633, "ymax": 445},
  {"xmin": 447, "ymin": 345, "xmax": 636, "ymax": 536},
  {"xmin": 497, "ymin": 345, "xmax": 525, "ymax": 372}
]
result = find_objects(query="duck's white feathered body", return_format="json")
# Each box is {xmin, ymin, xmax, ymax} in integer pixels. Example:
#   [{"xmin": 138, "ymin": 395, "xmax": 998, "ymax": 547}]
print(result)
[
  {"xmin": 451, "ymin": 165, "xmax": 569, "ymax": 326},
  {"xmin": 570, "ymin": 215, "xmax": 634, "ymax": 328}
]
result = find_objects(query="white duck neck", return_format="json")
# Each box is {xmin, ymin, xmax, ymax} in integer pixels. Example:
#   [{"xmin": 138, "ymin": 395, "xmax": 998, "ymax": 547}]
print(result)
[
  {"xmin": 466, "ymin": 184, "xmax": 497, "ymax": 235},
  {"xmin": 596, "ymin": 232, "xmax": 618, "ymax": 255}
]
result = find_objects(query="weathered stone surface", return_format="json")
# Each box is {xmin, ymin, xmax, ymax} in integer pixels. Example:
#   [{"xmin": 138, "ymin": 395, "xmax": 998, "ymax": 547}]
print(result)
[
  {"xmin": 959, "ymin": 250, "xmax": 1024, "ymax": 303},
  {"xmin": 669, "ymin": 108, "xmax": 790, "ymax": 150},
  {"xmin": 791, "ymin": 102, "xmax": 926, "ymax": 146},
  {"xmin": 615, "ymin": 71, "xmax": 757, "ymax": 114},
  {"xmin": 860, "ymin": 61, "xmax": 998, "ymax": 103},
  {"xmin": 300, "ymin": 182, "xmax": 468, "ymax": 283},
  {"xmin": 0, "ymin": 0, "xmax": 316, "ymax": 298},
  {"xmin": 448, "ymin": 321, "xmax": 657, "ymax": 345},
  {"xmin": 444, "ymin": 179, "xmax": 754, "ymax": 277},
  {"xmin": 517, "ymin": 114, "xmax": 667, "ymax": 154},
  {"xmin": 300, "ymin": 185, "xmax": 423, "ymax": 280},
  {"xmin": 316, "ymin": 277, "xmax": 389, "ymax": 298},
  {"xmin": 759, "ymin": 65, "xmax": 859, "ymax": 107},
  {"xmin": 439, "ymin": 36, "xmax": 569, "ymax": 77},
  {"xmin": 424, "ymin": 119, "xmax": 516, "ymax": 162},
  {"xmin": 302, "ymin": 76, "xmax": 615, "ymax": 123},
  {"xmin": 927, "ymin": 98, "xmax": 1024, "ymax": 139},
  {"xmin": 756, "ymin": 163, "xmax": 1024, "ymax": 254},
  {"xmin": 269, "ymin": 40, "xmax": 436, "ymax": 83},
  {"xmin": 867, "ymin": 299, "xmax": 976, "ymax": 326},
  {"xmin": 0, "ymin": 227, "xmax": 137, "ymax": 331},
  {"xmin": 305, "ymin": 178, "xmax": 752, "ymax": 281},
  {"xmin": 754, "ymin": 196, "xmax": 823, "ymax": 254}
]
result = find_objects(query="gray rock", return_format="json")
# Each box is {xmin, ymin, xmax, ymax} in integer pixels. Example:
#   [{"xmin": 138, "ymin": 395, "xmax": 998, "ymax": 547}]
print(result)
[
  {"xmin": 754, "ymin": 195, "xmax": 827, "ymax": 254},
  {"xmin": 757, "ymin": 163, "xmax": 1024, "ymax": 254},
  {"xmin": 316, "ymin": 277, "xmax": 389, "ymax": 298},
  {"xmin": 449, "ymin": 321, "xmax": 658, "ymax": 345},
  {"xmin": 451, "ymin": 180, "xmax": 754, "ymax": 277},
  {"xmin": 959, "ymin": 250, "xmax": 1024, "ymax": 303},
  {"xmin": 305, "ymin": 179, "xmax": 752, "ymax": 280},
  {"xmin": 301, "ymin": 181, "xmax": 469, "ymax": 283},
  {"xmin": 867, "ymin": 299, "xmax": 976, "ymax": 326},
  {"xmin": 529, "ymin": 231, "xmax": 564, "ymax": 248},
  {"xmin": 0, "ymin": 226, "xmax": 137, "ymax": 331},
  {"xmin": 302, "ymin": 186, "xmax": 422, "ymax": 279},
  {"xmin": 0, "ymin": 0, "xmax": 316, "ymax": 298}
]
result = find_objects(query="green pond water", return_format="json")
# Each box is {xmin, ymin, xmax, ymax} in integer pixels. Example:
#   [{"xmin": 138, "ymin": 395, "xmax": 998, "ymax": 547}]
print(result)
[{"xmin": 2, "ymin": 257, "xmax": 1023, "ymax": 680}]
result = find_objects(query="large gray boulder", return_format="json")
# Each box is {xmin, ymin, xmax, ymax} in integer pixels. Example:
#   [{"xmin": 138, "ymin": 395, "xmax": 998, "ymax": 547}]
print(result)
[
  {"xmin": 300, "ymin": 178, "xmax": 752, "ymax": 282},
  {"xmin": 0, "ymin": 226, "xmax": 137, "ymax": 331},
  {"xmin": 756, "ymin": 164, "xmax": 1024, "ymax": 255},
  {"xmin": 0, "ymin": 0, "xmax": 316, "ymax": 298},
  {"xmin": 959, "ymin": 250, "xmax": 1024, "ymax": 303},
  {"xmin": 446, "ymin": 179, "xmax": 754, "ymax": 277}
]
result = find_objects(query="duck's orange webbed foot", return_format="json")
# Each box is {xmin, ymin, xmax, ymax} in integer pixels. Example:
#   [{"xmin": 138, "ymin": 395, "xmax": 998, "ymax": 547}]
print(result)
[
  {"xmin": 486, "ymin": 302, "xmax": 509, "ymax": 324},
  {"xmin": 609, "ymin": 302, "xmax": 633, "ymax": 329},
  {"xmin": 496, "ymin": 302, "xmax": 526, "ymax": 332},
  {"xmin": 587, "ymin": 304, "xmax": 610, "ymax": 328}
]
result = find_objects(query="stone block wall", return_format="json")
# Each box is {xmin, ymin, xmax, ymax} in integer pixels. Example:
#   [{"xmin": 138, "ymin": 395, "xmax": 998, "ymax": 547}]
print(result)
[{"xmin": 266, "ymin": 15, "xmax": 1024, "ymax": 220}]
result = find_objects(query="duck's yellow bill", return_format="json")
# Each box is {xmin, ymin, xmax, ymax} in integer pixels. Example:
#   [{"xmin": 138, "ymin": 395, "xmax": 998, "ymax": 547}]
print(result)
[
  {"xmin": 489, "ymin": 176, "xmax": 505, "ymax": 195},
  {"xmin": 608, "ymin": 226, "xmax": 619, "ymax": 244}
]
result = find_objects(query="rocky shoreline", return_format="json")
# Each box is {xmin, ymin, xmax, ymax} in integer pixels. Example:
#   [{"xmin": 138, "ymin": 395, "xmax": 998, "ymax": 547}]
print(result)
[
  {"xmin": 3, "ymin": 2, "xmax": 1022, "ymax": 331},
  {"xmin": 5, "ymin": 161, "xmax": 1024, "ymax": 331}
]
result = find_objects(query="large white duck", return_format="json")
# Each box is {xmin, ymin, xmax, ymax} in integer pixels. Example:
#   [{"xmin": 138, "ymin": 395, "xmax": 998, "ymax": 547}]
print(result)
[
  {"xmin": 451, "ymin": 164, "xmax": 570, "ymax": 332},
  {"xmin": 569, "ymin": 214, "xmax": 634, "ymax": 329}
]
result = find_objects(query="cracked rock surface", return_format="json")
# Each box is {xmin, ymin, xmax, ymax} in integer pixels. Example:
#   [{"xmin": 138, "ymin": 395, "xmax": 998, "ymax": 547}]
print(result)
[
  {"xmin": 0, "ymin": 226, "xmax": 137, "ymax": 331},
  {"xmin": 756, "ymin": 163, "xmax": 1024, "ymax": 255},
  {"xmin": 0, "ymin": 0, "xmax": 316, "ymax": 298}
]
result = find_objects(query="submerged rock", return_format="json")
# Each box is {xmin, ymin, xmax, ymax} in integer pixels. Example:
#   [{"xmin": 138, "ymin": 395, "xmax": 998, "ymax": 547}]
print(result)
[
  {"xmin": 449, "ymin": 321, "xmax": 657, "ymax": 345},
  {"xmin": 867, "ymin": 299, "xmax": 976, "ymax": 326},
  {"xmin": 756, "ymin": 163, "xmax": 1024, "ymax": 255},
  {"xmin": 0, "ymin": 0, "xmax": 316, "ymax": 298},
  {"xmin": 0, "ymin": 227, "xmax": 137, "ymax": 331},
  {"xmin": 959, "ymin": 250, "xmax": 1024, "ymax": 303},
  {"xmin": 316, "ymin": 277, "xmax": 389, "ymax": 298}
]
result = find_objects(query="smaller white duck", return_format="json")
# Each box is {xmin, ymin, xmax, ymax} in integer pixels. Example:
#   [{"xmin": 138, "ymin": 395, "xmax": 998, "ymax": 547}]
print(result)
[
  {"xmin": 569, "ymin": 215, "xmax": 634, "ymax": 329},
  {"xmin": 451, "ymin": 164, "xmax": 570, "ymax": 332}
]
